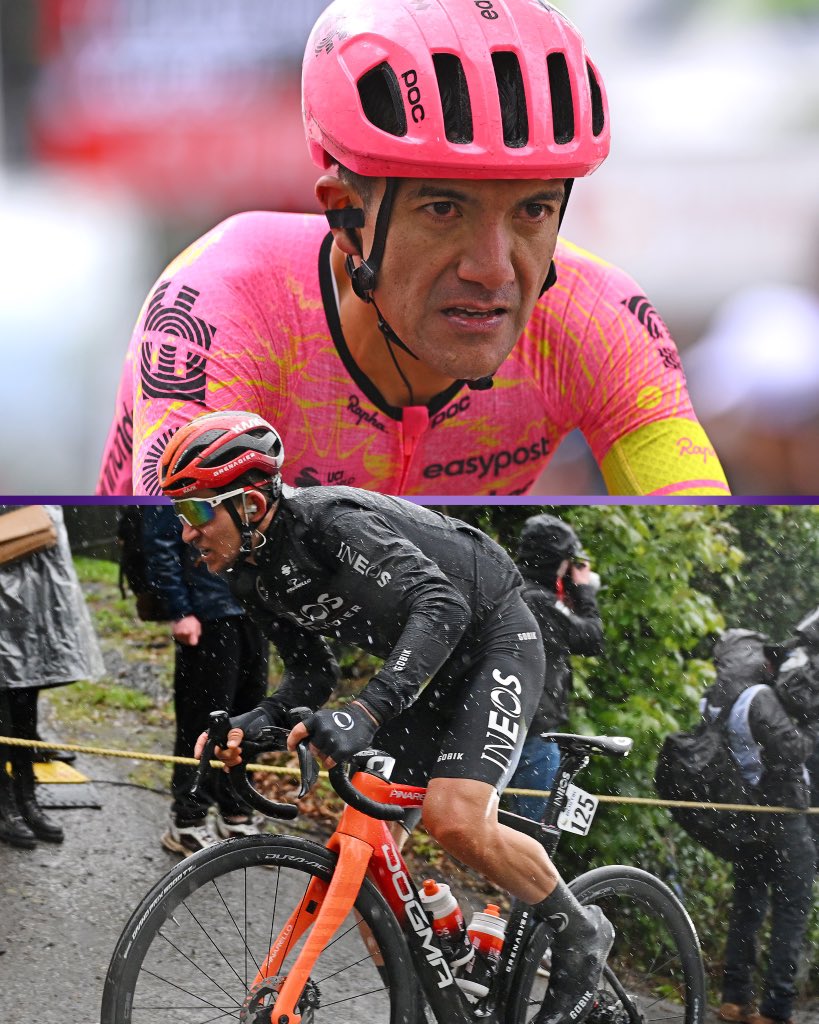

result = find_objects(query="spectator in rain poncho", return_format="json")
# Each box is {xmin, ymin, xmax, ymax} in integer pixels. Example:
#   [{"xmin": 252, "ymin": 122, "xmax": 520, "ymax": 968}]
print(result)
[
  {"xmin": 0, "ymin": 506, "xmax": 104, "ymax": 848},
  {"xmin": 704, "ymin": 629, "xmax": 815, "ymax": 1024}
]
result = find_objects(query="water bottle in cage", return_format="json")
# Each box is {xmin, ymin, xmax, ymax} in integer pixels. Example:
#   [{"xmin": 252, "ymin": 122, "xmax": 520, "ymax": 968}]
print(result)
[
  {"xmin": 419, "ymin": 879, "xmax": 475, "ymax": 968},
  {"xmin": 457, "ymin": 903, "xmax": 507, "ymax": 998}
]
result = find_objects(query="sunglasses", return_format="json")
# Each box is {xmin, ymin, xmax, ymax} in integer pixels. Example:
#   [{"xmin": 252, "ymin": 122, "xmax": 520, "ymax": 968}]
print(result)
[{"xmin": 172, "ymin": 486, "xmax": 254, "ymax": 528}]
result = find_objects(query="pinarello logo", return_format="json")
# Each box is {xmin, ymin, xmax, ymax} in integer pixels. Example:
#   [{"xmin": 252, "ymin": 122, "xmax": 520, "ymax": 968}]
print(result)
[{"xmin": 389, "ymin": 788, "xmax": 424, "ymax": 802}]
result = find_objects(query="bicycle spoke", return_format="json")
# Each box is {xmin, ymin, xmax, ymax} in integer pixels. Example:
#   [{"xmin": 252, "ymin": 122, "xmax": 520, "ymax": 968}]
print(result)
[{"xmin": 104, "ymin": 838, "xmax": 413, "ymax": 1023}]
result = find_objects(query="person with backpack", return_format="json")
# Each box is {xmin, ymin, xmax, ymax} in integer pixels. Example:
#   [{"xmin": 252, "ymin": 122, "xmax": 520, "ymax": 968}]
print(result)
[
  {"xmin": 776, "ymin": 605, "xmax": 819, "ymax": 853},
  {"xmin": 703, "ymin": 630, "xmax": 816, "ymax": 1024},
  {"xmin": 505, "ymin": 513, "xmax": 604, "ymax": 821},
  {"xmin": 141, "ymin": 506, "xmax": 270, "ymax": 856}
]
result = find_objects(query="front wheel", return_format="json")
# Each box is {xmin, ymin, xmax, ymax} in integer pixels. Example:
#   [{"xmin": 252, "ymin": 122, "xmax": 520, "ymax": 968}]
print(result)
[
  {"xmin": 506, "ymin": 865, "xmax": 706, "ymax": 1024},
  {"xmin": 101, "ymin": 834, "xmax": 419, "ymax": 1024}
]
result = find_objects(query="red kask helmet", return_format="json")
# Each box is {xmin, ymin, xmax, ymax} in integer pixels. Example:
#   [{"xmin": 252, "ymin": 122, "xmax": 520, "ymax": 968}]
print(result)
[
  {"xmin": 302, "ymin": 0, "xmax": 609, "ymax": 180},
  {"xmin": 158, "ymin": 411, "xmax": 285, "ymax": 498}
]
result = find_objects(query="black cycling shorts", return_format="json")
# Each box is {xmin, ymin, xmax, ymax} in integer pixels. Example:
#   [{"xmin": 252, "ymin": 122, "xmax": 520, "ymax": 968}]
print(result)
[{"xmin": 373, "ymin": 589, "xmax": 545, "ymax": 793}]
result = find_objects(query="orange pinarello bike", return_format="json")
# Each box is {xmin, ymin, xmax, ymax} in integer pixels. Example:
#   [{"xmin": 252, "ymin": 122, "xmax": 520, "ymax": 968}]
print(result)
[{"xmin": 102, "ymin": 711, "xmax": 705, "ymax": 1024}]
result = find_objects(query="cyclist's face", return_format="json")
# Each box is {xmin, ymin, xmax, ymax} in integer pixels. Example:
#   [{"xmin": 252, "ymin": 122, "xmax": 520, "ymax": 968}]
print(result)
[
  {"xmin": 375, "ymin": 177, "xmax": 565, "ymax": 381},
  {"xmin": 177, "ymin": 492, "xmax": 242, "ymax": 574}
]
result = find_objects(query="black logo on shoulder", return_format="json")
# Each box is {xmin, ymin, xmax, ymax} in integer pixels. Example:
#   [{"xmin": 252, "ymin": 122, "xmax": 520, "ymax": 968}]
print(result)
[
  {"xmin": 141, "ymin": 427, "xmax": 177, "ymax": 496},
  {"xmin": 295, "ymin": 467, "xmax": 323, "ymax": 488},
  {"xmin": 657, "ymin": 346, "xmax": 683, "ymax": 372},
  {"xmin": 140, "ymin": 282, "xmax": 216, "ymax": 403},
  {"xmin": 621, "ymin": 295, "xmax": 668, "ymax": 341}
]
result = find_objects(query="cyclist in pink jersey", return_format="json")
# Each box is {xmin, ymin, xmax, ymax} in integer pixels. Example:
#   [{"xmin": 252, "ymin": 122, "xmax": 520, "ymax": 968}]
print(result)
[{"xmin": 97, "ymin": 0, "xmax": 730, "ymax": 498}]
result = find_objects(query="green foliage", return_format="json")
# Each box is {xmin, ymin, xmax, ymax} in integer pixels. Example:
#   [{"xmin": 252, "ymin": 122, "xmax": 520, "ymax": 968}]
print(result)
[{"xmin": 700, "ymin": 506, "xmax": 819, "ymax": 640}]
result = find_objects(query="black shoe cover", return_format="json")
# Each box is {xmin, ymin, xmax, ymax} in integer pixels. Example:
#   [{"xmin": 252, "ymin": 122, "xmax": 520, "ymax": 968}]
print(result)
[{"xmin": 535, "ymin": 905, "xmax": 614, "ymax": 1024}]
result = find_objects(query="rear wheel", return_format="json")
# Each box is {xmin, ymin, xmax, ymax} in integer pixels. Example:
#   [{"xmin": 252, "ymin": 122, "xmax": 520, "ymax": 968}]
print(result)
[
  {"xmin": 507, "ymin": 865, "xmax": 706, "ymax": 1024},
  {"xmin": 101, "ymin": 834, "xmax": 418, "ymax": 1023}
]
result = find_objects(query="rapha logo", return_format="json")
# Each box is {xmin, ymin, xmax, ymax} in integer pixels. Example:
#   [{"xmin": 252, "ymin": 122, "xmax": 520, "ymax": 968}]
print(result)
[{"xmin": 676, "ymin": 437, "xmax": 716, "ymax": 464}]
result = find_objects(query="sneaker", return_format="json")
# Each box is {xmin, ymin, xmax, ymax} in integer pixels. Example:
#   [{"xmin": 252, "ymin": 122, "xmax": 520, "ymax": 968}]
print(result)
[
  {"xmin": 161, "ymin": 818, "xmax": 219, "ymax": 857},
  {"xmin": 534, "ymin": 905, "xmax": 615, "ymax": 1024},
  {"xmin": 213, "ymin": 812, "xmax": 265, "ymax": 840},
  {"xmin": 719, "ymin": 1005, "xmax": 759, "ymax": 1023}
]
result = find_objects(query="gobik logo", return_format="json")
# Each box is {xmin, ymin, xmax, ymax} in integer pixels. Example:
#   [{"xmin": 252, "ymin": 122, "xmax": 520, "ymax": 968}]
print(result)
[{"xmin": 140, "ymin": 282, "xmax": 217, "ymax": 403}]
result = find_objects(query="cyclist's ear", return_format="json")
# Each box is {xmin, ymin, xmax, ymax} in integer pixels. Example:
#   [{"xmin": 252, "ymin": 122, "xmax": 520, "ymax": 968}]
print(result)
[
  {"xmin": 316, "ymin": 174, "xmax": 365, "ymax": 257},
  {"xmin": 243, "ymin": 489, "xmax": 270, "ymax": 524}
]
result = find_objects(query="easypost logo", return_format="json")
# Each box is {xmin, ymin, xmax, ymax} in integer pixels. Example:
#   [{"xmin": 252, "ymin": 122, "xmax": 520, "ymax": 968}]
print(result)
[{"xmin": 423, "ymin": 437, "xmax": 550, "ymax": 481}]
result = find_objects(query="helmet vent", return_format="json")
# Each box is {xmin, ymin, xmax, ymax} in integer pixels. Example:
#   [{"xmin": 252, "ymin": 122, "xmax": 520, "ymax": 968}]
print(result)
[
  {"xmin": 586, "ymin": 62, "xmax": 605, "ymax": 137},
  {"xmin": 357, "ymin": 62, "xmax": 408, "ymax": 137},
  {"xmin": 546, "ymin": 52, "xmax": 575, "ymax": 144},
  {"xmin": 492, "ymin": 51, "xmax": 529, "ymax": 148},
  {"xmin": 432, "ymin": 53, "xmax": 474, "ymax": 144}
]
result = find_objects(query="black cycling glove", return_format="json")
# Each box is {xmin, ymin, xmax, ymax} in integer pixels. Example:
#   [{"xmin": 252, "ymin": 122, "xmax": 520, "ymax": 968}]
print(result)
[
  {"xmin": 303, "ymin": 702, "xmax": 379, "ymax": 763},
  {"xmin": 229, "ymin": 698, "xmax": 291, "ymax": 741}
]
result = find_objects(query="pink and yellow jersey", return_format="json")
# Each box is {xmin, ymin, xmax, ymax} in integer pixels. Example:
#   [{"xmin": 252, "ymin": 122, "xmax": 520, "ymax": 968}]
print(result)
[{"xmin": 97, "ymin": 212, "xmax": 729, "ymax": 497}]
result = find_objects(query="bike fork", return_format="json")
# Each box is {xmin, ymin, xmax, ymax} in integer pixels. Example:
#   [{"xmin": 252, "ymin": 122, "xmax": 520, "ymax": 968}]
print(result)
[{"xmin": 257, "ymin": 833, "xmax": 372, "ymax": 1024}]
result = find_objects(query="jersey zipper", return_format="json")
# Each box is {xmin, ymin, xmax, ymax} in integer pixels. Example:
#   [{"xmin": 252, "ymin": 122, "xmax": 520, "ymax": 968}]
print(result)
[{"xmin": 396, "ymin": 406, "xmax": 430, "ymax": 493}]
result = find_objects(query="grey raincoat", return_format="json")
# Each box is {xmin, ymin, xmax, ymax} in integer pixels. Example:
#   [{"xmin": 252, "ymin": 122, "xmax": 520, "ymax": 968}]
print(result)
[{"xmin": 0, "ymin": 506, "xmax": 104, "ymax": 689}]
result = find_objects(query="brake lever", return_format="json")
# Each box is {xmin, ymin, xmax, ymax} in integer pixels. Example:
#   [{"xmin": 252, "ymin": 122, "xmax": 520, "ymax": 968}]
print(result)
[
  {"xmin": 191, "ymin": 709, "xmax": 231, "ymax": 800},
  {"xmin": 286, "ymin": 706, "xmax": 321, "ymax": 798},
  {"xmin": 296, "ymin": 740, "xmax": 319, "ymax": 799}
]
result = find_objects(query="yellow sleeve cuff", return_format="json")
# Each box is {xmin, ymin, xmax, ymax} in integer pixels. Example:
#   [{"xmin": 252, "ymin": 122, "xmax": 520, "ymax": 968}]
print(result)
[{"xmin": 600, "ymin": 419, "xmax": 731, "ymax": 496}]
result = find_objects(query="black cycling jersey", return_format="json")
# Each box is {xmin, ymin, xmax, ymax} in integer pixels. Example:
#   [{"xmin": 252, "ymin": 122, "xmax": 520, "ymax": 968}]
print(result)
[
  {"xmin": 226, "ymin": 486, "xmax": 545, "ymax": 787},
  {"xmin": 229, "ymin": 486, "xmax": 522, "ymax": 721}
]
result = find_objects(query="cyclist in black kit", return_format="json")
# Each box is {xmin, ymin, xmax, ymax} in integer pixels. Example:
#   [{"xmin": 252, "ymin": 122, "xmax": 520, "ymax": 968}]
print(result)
[{"xmin": 159, "ymin": 409, "xmax": 614, "ymax": 1024}]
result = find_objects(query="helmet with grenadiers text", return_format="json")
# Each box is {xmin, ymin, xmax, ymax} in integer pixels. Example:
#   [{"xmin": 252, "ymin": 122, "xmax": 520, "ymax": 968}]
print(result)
[{"xmin": 158, "ymin": 411, "xmax": 284, "ymax": 498}]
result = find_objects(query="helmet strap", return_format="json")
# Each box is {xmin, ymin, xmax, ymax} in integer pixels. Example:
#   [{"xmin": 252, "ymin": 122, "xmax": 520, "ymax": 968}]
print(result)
[
  {"xmin": 539, "ymin": 179, "xmax": 574, "ymax": 297},
  {"xmin": 341, "ymin": 177, "xmax": 399, "ymax": 302}
]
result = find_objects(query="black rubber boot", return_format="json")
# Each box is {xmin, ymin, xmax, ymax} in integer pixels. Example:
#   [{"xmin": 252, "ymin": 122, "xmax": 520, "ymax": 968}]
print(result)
[
  {"xmin": 0, "ymin": 767, "xmax": 37, "ymax": 849},
  {"xmin": 12, "ymin": 754, "xmax": 64, "ymax": 843},
  {"xmin": 532, "ymin": 882, "xmax": 615, "ymax": 1024}
]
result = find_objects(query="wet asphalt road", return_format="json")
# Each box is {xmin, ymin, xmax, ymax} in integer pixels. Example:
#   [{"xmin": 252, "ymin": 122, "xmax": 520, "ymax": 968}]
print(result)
[{"xmin": 0, "ymin": 751, "xmax": 173, "ymax": 1024}]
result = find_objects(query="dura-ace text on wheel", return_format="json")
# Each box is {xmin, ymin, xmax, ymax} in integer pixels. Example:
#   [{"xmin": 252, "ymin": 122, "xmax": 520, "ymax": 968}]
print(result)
[
  {"xmin": 101, "ymin": 834, "xmax": 419, "ymax": 1024},
  {"xmin": 506, "ymin": 865, "xmax": 706, "ymax": 1024}
]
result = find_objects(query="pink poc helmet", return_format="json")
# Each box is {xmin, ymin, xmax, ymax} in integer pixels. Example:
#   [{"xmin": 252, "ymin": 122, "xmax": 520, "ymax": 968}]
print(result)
[
  {"xmin": 302, "ymin": 0, "xmax": 610, "ymax": 181},
  {"xmin": 302, "ymin": 0, "xmax": 610, "ymax": 394}
]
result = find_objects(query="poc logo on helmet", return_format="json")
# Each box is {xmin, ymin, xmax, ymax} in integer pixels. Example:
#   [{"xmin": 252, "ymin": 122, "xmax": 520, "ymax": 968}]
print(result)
[
  {"xmin": 400, "ymin": 70, "xmax": 425, "ymax": 123},
  {"xmin": 333, "ymin": 711, "xmax": 355, "ymax": 731}
]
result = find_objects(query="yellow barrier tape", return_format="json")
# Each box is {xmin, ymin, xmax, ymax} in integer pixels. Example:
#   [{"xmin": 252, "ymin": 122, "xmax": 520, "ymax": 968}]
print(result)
[{"xmin": 1, "ymin": 736, "xmax": 815, "ymax": 814}]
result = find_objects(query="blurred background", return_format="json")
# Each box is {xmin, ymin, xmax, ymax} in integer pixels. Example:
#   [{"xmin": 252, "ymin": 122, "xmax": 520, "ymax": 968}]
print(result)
[{"xmin": 1, "ymin": 0, "xmax": 818, "ymax": 495}]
